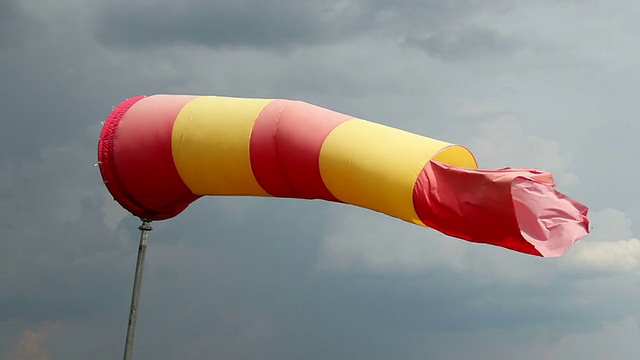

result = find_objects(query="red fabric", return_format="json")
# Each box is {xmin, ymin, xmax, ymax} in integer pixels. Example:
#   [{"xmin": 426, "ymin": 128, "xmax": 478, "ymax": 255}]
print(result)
[
  {"xmin": 98, "ymin": 96, "xmax": 147, "ymax": 217},
  {"xmin": 98, "ymin": 95, "xmax": 200, "ymax": 220},
  {"xmin": 413, "ymin": 161, "xmax": 589, "ymax": 257},
  {"xmin": 250, "ymin": 100, "xmax": 350, "ymax": 200}
]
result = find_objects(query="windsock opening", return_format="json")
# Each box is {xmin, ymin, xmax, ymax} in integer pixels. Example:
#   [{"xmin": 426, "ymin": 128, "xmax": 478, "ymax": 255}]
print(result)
[{"xmin": 432, "ymin": 144, "xmax": 478, "ymax": 169}]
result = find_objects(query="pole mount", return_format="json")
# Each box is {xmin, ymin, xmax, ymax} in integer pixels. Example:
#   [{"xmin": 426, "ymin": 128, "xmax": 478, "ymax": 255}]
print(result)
[{"xmin": 123, "ymin": 218, "xmax": 153, "ymax": 360}]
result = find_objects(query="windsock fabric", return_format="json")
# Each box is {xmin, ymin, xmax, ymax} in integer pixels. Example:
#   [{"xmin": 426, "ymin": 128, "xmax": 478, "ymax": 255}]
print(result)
[{"xmin": 98, "ymin": 95, "xmax": 589, "ymax": 257}]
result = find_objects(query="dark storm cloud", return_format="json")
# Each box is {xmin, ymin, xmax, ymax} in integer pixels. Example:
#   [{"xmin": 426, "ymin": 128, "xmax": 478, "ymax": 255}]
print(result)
[
  {"xmin": 93, "ymin": 0, "xmax": 368, "ymax": 50},
  {"xmin": 0, "ymin": 3, "xmax": 194, "ymax": 159},
  {"xmin": 405, "ymin": 26, "xmax": 525, "ymax": 62},
  {"xmin": 0, "ymin": 142, "xmax": 134, "ymax": 323},
  {"xmin": 0, "ymin": 0, "xmax": 36, "ymax": 49},
  {"xmin": 92, "ymin": 0, "xmax": 521, "ymax": 62},
  {"xmin": 124, "ymin": 257, "xmax": 612, "ymax": 359}
]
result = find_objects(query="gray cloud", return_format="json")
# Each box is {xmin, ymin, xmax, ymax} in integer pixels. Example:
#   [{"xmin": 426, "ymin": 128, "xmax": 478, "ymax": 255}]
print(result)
[
  {"xmin": 0, "ymin": 0, "xmax": 36, "ymax": 49},
  {"xmin": 91, "ymin": 0, "xmax": 523, "ymax": 64},
  {"xmin": 0, "ymin": 142, "xmax": 135, "ymax": 324},
  {"xmin": 469, "ymin": 114, "xmax": 579, "ymax": 186},
  {"xmin": 93, "ymin": 0, "xmax": 368, "ymax": 50},
  {"xmin": 405, "ymin": 26, "xmax": 525, "ymax": 63}
]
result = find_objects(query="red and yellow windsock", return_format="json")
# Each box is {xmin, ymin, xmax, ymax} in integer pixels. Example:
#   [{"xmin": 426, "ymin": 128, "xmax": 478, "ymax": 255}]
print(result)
[{"xmin": 98, "ymin": 95, "xmax": 589, "ymax": 257}]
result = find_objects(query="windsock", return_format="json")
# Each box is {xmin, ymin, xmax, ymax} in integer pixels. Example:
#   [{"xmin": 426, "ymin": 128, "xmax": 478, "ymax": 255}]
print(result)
[{"xmin": 98, "ymin": 95, "xmax": 589, "ymax": 257}]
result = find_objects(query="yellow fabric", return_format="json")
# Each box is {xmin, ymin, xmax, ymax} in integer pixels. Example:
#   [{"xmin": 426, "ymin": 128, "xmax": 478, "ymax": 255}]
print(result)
[
  {"xmin": 432, "ymin": 145, "xmax": 477, "ymax": 168},
  {"xmin": 318, "ymin": 119, "xmax": 476, "ymax": 225},
  {"xmin": 172, "ymin": 96, "xmax": 273, "ymax": 196}
]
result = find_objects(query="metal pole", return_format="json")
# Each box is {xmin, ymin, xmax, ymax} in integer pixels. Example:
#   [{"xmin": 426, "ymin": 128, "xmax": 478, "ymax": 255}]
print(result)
[{"xmin": 123, "ymin": 218, "xmax": 152, "ymax": 360}]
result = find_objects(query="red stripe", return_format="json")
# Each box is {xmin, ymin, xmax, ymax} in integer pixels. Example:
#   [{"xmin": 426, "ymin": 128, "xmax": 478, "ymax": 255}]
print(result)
[
  {"xmin": 412, "ymin": 160, "xmax": 539, "ymax": 255},
  {"xmin": 413, "ymin": 161, "xmax": 589, "ymax": 256},
  {"xmin": 98, "ymin": 95, "xmax": 200, "ymax": 220},
  {"xmin": 249, "ymin": 100, "xmax": 351, "ymax": 200}
]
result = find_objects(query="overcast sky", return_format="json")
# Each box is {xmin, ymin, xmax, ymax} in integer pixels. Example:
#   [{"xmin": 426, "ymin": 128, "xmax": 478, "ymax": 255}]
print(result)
[{"xmin": 1, "ymin": 0, "xmax": 640, "ymax": 359}]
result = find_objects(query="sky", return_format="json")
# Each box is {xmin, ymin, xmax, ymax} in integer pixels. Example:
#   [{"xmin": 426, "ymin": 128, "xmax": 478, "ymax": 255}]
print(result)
[{"xmin": 1, "ymin": 0, "xmax": 639, "ymax": 359}]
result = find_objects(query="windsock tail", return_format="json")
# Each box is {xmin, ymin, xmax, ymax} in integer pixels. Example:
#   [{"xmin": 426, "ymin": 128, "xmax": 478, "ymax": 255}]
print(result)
[{"xmin": 413, "ymin": 161, "xmax": 589, "ymax": 257}]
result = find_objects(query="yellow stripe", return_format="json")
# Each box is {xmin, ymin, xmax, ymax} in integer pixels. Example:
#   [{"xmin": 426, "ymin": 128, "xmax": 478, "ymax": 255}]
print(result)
[
  {"xmin": 319, "ymin": 119, "xmax": 477, "ymax": 225},
  {"xmin": 172, "ymin": 96, "xmax": 273, "ymax": 196}
]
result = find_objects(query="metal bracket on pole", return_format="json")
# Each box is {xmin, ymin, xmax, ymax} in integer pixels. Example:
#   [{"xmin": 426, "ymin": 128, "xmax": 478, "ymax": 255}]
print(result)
[{"xmin": 123, "ymin": 218, "xmax": 153, "ymax": 360}]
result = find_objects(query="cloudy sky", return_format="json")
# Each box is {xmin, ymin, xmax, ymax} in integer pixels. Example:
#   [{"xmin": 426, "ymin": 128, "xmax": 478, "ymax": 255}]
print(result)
[{"xmin": 2, "ymin": 0, "xmax": 640, "ymax": 359}]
